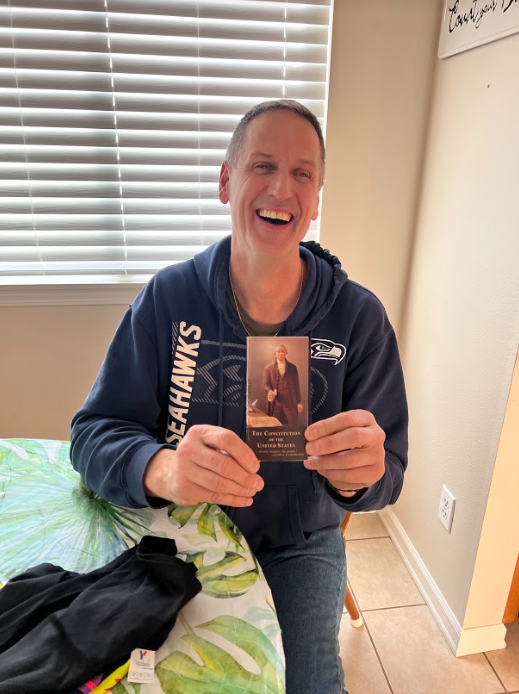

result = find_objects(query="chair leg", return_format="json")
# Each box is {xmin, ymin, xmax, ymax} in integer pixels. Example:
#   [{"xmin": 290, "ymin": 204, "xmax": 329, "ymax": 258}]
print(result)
[
  {"xmin": 341, "ymin": 511, "xmax": 364, "ymax": 627},
  {"xmin": 345, "ymin": 584, "xmax": 363, "ymax": 628},
  {"xmin": 340, "ymin": 511, "xmax": 353, "ymax": 535}
]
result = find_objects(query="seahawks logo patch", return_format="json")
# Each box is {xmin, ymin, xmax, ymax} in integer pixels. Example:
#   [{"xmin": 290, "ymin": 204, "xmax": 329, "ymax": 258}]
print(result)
[{"xmin": 310, "ymin": 338, "xmax": 346, "ymax": 365}]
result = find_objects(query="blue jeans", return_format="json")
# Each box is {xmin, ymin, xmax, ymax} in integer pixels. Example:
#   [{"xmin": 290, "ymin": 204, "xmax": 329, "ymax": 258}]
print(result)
[{"xmin": 255, "ymin": 527, "xmax": 348, "ymax": 694}]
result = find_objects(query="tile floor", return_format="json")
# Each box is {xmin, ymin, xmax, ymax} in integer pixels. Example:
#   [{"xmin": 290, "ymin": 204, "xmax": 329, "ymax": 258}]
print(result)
[{"xmin": 340, "ymin": 512, "xmax": 519, "ymax": 694}]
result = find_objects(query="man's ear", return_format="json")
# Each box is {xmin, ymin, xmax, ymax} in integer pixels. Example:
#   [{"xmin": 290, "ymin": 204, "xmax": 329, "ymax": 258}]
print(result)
[
  {"xmin": 219, "ymin": 161, "xmax": 230, "ymax": 204},
  {"xmin": 311, "ymin": 190, "xmax": 321, "ymax": 222}
]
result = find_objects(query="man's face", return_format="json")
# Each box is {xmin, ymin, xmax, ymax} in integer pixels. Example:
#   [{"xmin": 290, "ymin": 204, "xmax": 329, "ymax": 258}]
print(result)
[
  {"xmin": 275, "ymin": 346, "xmax": 287, "ymax": 362},
  {"xmin": 219, "ymin": 111, "xmax": 322, "ymax": 259}
]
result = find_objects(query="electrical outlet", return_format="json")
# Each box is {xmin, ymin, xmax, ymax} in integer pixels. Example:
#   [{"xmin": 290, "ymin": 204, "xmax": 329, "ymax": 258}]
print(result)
[{"xmin": 438, "ymin": 485, "xmax": 456, "ymax": 532}]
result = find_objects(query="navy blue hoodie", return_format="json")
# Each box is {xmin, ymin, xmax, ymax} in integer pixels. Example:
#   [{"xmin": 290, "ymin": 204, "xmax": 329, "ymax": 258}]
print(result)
[{"xmin": 71, "ymin": 236, "xmax": 408, "ymax": 553}]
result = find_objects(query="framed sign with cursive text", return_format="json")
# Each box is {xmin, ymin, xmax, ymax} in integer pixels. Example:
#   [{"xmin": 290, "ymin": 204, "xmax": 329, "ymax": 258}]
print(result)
[{"xmin": 439, "ymin": 0, "xmax": 519, "ymax": 58}]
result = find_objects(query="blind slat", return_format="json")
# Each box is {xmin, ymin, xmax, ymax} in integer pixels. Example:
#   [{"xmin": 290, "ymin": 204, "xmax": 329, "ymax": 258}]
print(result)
[
  {"xmin": 0, "ymin": 162, "xmax": 222, "ymax": 182},
  {"xmin": 1, "ymin": 89, "xmax": 325, "ymax": 116},
  {"xmin": 0, "ymin": 107, "xmax": 240, "ymax": 131},
  {"xmin": 0, "ymin": 229, "xmax": 226, "ymax": 246},
  {"xmin": 1, "ymin": 50, "xmax": 328, "ymax": 82},
  {"xmin": 0, "ymin": 213, "xmax": 233, "ymax": 231},
  {"xmin": 7, "ymin": 71, "xmax": 325, "ymax": 100},
  {"xmin": 0, "ymin": 31, "xmax": 329, "ymax": 64},
  {"xmin": 0, "ymin": 180, "xmax": 219, "ymax": 198}
]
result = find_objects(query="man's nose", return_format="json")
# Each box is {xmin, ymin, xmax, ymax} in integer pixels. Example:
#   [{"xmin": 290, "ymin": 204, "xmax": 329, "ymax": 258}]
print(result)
[{"xmin": 268, "ymin": 170, "xmax": 292, "ymax": 201}]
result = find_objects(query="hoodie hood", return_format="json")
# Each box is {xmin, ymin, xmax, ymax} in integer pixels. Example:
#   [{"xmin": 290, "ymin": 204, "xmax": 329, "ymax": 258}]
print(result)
[{"xmin": 192, "ymin": 235, "xmax": 348, "ymax": 336}]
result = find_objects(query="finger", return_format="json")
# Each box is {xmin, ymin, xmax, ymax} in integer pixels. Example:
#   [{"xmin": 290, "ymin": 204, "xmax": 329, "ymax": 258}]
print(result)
[
  {"xmin": 304, "ymin": 449, "xmax": 374, "ymax": 471},
  {"xmin": 195, "ymin": 450, "xmax": 264, "ymax": 493},
  {"xmin": 185, "ymin": 479, "xmax": 255, "ymax": 508},
  {"xmin": 195, "ymin": 466, "xmax": 261, "ymax": 498},
  {"xmin": 328, "ymin": 481, "xmax": 364, "ymax": 492},
  {"xmin": 323, "ymin": 466, "xmax": 372, "ymax": 487},
  {"xmin": 195, "ymin": 425, "xmax": 260, "ymax": 473},
  {"xmin": 307, "ymin": 453, "xmax": 384, "ymax": 487},
  {"xmin": 305, "ymin": 425, "xmax": 375, "ymax": 457},
  {"xmin": 305, "ymin": 410, "xmax": 374, "ymax": 442}
]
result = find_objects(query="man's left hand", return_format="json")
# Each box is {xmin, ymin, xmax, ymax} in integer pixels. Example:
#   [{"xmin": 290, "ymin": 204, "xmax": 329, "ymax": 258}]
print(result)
[{"xmin": 303, "ymin": 410, "xmax": 386, "ymax": 492}]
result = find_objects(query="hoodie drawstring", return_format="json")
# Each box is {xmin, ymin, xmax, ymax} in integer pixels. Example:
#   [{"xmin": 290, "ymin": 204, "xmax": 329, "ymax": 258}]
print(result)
[{"xmin": 217, "ymin": 313, "xmax": 224, "ymax": 428}]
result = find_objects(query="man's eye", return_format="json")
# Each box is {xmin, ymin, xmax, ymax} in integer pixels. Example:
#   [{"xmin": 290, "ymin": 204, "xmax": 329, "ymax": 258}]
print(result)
[
  {"xmin": 254, "ymin": 163, "xmax": 272, "ymax": 171},
  {"xmin": 295, "ymin": 171, "xmax": 310, "ymax": 179}
]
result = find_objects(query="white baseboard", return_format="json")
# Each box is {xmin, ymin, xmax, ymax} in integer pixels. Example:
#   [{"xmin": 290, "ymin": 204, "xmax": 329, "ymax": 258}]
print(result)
[{"xmin": 378, "ymin": 507, "xmax": 507, "ymax": 657}]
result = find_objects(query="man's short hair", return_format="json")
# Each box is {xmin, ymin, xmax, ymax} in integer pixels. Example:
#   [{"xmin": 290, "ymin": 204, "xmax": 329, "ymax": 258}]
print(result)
[{"xmin": 226, "ymin": 99, "xmax": 325, "ymax": 184}]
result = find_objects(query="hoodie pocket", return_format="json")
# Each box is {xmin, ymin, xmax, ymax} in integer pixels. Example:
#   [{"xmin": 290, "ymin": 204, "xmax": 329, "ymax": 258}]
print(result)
[{"xmin": 228, "ymin": 484, "xmax": 306, "ymax": 554}]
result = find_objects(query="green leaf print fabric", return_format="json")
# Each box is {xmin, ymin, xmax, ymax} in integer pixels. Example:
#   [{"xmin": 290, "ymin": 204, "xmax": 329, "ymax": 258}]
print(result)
[
  {"xmin": 156, "ymin": 616, "xmax": 284, "ymax": 693},
  {"xmin": 0, "ymin": 439, "xmax": 285, "ymax": 694}
]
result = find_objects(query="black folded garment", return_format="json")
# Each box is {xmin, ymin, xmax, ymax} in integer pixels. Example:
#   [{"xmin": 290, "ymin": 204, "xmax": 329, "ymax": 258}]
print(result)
[{"xmin": 0, "ymin": 535, "xmax": 201, "ymax": 694}]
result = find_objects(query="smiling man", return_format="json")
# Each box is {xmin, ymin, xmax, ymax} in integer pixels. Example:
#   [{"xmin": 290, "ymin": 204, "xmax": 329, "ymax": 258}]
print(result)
[{"xmin": 71, "ymin": 100, "xmax": 408, "ymax": 694}]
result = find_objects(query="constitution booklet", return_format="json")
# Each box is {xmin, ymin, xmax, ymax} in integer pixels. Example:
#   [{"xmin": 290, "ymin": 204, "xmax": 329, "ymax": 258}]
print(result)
[{"xmin": 246, "ymin": 336, "xmax": 309, "ymax": 462}]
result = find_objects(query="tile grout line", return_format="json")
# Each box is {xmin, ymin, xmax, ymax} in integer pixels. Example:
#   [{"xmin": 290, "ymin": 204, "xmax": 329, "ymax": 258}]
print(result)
[
  {"xmin": 361, "ymin": 603, "xmax": 426, "ymax": 613},
  {"xmin": 482, "ymin": 650, "xmax": 509, "ymax": 693},
  {"xmin": 347, "ymin": 580, "xmax": 396, "ymax": 694}
]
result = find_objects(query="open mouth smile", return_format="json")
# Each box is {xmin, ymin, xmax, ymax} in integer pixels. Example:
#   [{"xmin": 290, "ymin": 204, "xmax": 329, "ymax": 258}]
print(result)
[{"xmin": 256, "ymin": 209, "xmax": 293, "ymax": 226}]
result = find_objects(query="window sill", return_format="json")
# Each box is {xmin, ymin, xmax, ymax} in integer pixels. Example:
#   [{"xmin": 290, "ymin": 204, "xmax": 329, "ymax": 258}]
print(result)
[{"xmin": 0, "ymin": 283, "xmax": 145, "ymax": 307}]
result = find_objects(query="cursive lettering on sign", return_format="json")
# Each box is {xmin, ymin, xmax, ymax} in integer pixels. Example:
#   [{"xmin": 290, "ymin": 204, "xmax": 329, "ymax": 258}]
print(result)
[
  {"xmin": 449, "ymin": 0, "xmax": 499, "ymax": 32},
  {"xmin": 502, "ymin": 0, "xmax": 519, "ymax": 13}
]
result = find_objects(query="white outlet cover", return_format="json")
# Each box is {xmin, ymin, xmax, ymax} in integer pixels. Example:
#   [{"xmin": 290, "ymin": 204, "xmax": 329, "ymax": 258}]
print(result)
[{"xmin": 438, "ymin": 485, "xmax": 456, "ymax": 532}]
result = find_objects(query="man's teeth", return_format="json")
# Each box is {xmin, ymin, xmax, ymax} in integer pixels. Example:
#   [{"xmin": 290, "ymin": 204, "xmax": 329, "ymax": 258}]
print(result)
[{"xmin": 258, "ymin": 209, "xmax": 292, "ymax": 222}]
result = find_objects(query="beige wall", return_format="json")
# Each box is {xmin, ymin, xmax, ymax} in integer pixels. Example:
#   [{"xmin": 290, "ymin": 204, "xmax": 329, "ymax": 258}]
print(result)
[
  {"xmin": 321, "ymin": 0, "xmax": 442, "ymax": 333},
  {"xmin": 395, "ymin": 31, "xmax": 519, "ymax": 626},
  {"xmin": 0, "ymin": 305, "xmax": 126, "ymax": 440}
]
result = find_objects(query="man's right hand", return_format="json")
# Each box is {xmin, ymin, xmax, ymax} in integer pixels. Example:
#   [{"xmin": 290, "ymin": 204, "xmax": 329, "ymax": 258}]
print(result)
[
  {"xmin": 267, "ymin": 389, "xmax": 277, "ymax": 402},
  {"xmin": 143, "ymin": 425, "xmax": 263, "ymax": 507}
]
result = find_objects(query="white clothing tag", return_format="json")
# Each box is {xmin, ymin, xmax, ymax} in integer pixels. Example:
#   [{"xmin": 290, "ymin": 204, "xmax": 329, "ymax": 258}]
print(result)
[{"xmin": 127, "ymin": 648, "xmax": 156, "ymax": 683}]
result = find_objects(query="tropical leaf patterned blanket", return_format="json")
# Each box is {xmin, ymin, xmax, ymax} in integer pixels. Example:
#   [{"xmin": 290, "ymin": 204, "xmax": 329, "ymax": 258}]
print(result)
[{"xmin": 0, "ymin": 439, "xmax": 285, "ymax": 693}]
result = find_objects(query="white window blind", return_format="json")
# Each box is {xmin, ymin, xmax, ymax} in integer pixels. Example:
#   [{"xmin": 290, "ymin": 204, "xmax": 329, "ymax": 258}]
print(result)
[{"xmin": 0, "ymin": 0, "xmax": 333, "ymax": 285}]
